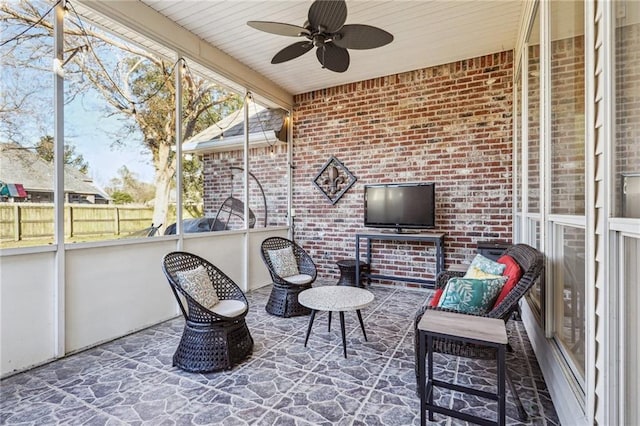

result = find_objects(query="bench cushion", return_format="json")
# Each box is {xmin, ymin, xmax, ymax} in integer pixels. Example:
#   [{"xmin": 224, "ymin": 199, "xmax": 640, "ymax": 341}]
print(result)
[
  {"xmin": 429, "ymin": 288, "xmax": 444, "ymax": 307},
  {"xmin": 492, "ymin": 255, "xmax": 524, "ymax": 308},
  {"xmin": 469, "ymin": 254, "xmax": 506, "ymax": 276},
  {"xmin": 438, "ymin": 276, "xmax": 507, "ymax": 315}
]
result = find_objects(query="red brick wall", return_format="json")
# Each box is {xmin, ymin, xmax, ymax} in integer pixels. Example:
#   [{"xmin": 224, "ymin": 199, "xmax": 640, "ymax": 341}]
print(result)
[
  {"xmin": 201, "ymin": 143, "xmax": 289, "ymax": 228},
  {"xmin": 292, "ymin": 51, "xmax": 514, "ymax": 286}
]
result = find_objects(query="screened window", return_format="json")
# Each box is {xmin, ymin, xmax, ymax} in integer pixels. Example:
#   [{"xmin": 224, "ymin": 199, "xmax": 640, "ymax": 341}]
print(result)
[
  {"xmin": 525, "ymin": 6, "xmax": 543, "ymax": 318},
  {"xmin": 62, "ymin": 5, "xmax": 177, "ymax": 242},
  {"xmin": 622, "ymin": 236, "xmax": 639, "ymax": 425},
  {"xmin": 615, "ymin": 0, "xmax": 640, "ymax": 218},
  {"xmin": 179, "ymin": 60, "xmax": 245, "ymax": 234},
  {"xmin": 553, "ymin": 225, "xmax": 586, "ymax": 383},
  {"xmin": 550, "ymin": 0, "xmax": 585, "ymax": 216},
  {"xmin": 247, "ymin": 95, "xmax": 289, "ymax": 229},
  {"xmin": 527, "ymin": 9, "xmax": 541, "ymax": 215},
  {"xmin": 0, "ymin": 0, "xmax": 55, "ymax": 248},
  {"xmin": 515, "ymin": 71, "xmax": 523, "ymax": 215},
  {"xmin": 549, "ymin": 0, "xmax": 586, "ymax": 385}
]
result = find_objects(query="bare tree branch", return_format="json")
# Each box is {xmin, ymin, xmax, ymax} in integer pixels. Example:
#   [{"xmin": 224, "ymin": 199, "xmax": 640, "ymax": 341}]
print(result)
[{"xmin": 1, "ymin": 0, "xmax": 244, "ymax": 228}]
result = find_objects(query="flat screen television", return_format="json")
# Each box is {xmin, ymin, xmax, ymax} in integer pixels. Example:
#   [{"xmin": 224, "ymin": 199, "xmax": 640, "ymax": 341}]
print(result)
[{"xmin": 364, "ymin": 182, "xmax": 436, "ymax": 232}]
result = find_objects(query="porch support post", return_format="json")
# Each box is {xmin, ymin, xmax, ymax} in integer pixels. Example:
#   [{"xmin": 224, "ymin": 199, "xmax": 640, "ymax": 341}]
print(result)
[
  {"xmin": 242, "ymin": 92, "xmax": 250, "ymax": 292},
  {"xmin": 175, "ymin": 57, "xmax": 184, "ymax": 249},
  {"xmin": 53, "ymin": 0, "xmax": 66, "ymax": 358}
]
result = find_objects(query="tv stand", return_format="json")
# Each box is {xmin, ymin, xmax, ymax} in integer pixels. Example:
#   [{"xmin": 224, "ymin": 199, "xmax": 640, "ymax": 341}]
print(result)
[
  {"xmin": 380, "ymin": 228, "xmax": 421, "ymax": 234},
  {"xmin": 355, "ymin": 231, "xmax": 445, "ymax": 288}
]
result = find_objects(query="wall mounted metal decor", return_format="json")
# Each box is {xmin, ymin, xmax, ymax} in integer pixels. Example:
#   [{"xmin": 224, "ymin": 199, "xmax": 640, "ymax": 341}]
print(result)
[{"xmin": 313, "ymin": 156, "xmax": 357, "ymax": 204}]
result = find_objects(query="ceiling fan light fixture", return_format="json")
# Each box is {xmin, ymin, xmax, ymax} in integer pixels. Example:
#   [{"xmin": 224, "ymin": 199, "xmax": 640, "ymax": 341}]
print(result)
[{"xmin": 248, "ymin": 0, "xmax": 393, "ymax": 73}]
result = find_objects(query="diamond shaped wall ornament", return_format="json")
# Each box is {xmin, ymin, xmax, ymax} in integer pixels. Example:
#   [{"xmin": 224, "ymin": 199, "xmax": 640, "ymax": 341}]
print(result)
[{"xmin": 313, "ymin": 156, "xmax": 357, "ymax": 205}]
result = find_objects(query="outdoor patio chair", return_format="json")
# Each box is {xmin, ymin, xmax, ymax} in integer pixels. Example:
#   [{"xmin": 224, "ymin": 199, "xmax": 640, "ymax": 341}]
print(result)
[
  {"xmin": 213, "ymin": 196, "xmax": 257, "ymax": 230},
  {"xmin": 414, "ymin": 243, "xmax": 544, "ymax": 422},
  {"xmin": 162, "ymin": 251, "xmax": 253, "ymax": 372},
  {"xmin": 260, "ymin": 236, "xmax": 317, "ymax": 317}
]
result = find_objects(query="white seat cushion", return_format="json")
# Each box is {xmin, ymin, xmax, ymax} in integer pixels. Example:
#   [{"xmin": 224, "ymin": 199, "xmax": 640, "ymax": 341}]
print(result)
[
  {"xmin": 284, "ymin": 274, "xmax": 314, "ymax": 285},
  {"xmin": 210, "ymin": 299, "xmax": 247, "ymax": 317}
]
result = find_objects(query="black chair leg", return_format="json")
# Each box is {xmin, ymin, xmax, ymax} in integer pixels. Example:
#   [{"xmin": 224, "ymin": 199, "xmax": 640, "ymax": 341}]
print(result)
[{"xmin": 506, "ymin": 370, "xmax": 528, "ymax": 422}]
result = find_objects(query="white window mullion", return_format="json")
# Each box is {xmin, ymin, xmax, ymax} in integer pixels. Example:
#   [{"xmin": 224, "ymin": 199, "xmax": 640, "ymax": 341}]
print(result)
[
  {"xmin": 540, "ymin": 0, "xmax": 553, "ymax": 336},
  {"xmin": 521, "ymin": 44, "xmax": 529, "ymax": 244}
]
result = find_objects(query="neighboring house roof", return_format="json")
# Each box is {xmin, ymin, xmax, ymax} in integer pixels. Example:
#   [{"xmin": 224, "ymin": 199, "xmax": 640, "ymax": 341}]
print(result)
[
  {"xmin": 183, "ymin": 104, "xmax": 288, "ymax": 153},
  {"xmin": 0, "ymin": 142, "xmax": 110, "ymax": 199}
]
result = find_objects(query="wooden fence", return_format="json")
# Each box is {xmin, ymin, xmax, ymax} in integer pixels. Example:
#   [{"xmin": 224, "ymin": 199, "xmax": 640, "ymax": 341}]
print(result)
[{"xmin": 0, "ymin": 203, "xmax": 157, "ymax": 243}]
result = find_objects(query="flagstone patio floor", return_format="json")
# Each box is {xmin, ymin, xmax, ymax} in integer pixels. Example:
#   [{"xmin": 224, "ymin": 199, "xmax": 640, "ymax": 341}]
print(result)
[{"xmin": 0, "ymin": 282, "xmax": 558, "ymax": 425}]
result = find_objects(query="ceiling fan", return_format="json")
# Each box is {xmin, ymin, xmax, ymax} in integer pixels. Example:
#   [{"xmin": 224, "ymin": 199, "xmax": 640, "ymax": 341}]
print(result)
[{"xmin": 247, "ymin": 0, "xmax": 393, "ymax": 73}]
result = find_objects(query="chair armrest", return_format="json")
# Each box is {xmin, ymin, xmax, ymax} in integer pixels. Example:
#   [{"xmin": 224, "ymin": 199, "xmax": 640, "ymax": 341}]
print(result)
[{"xmin": 435, "ymin": 270, "xmax": 465, "ymax": 290}]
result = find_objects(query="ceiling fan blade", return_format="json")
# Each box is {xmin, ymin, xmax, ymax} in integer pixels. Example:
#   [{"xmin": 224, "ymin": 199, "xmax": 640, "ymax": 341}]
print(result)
[
  {"xmin": 333, "ymin": 24, "xmax": 394, "ymax": 50},
  {"xmin": 247, "ymin": 21, "xmax": 308, "ymax": 37},
  {"xmin": 272, "ymin": 41, "xmax": 314, "ymax": 64},
  {"xmin": 308, "ymin": 0, "xmax": 347, "ymax": 33},
  {"xmin": 316, "ymin": 42, "xmax": 349, "ymax": 73}
]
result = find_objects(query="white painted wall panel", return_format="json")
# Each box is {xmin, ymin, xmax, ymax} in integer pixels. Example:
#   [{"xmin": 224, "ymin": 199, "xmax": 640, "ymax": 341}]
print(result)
[
  {"xmin": 249, "ymin": 229, "xmax": 288, "ymax": 291},
  {"xmin": 182, "ymin": 233, "xmax": 245, "ymax": 288},
  {"xmin": 0, "ymin": 252, "xmax": 56, "ymax": 376},
  {"xmin": 65, "ymin": 240, "xmax": 177, "ymax": 353}
]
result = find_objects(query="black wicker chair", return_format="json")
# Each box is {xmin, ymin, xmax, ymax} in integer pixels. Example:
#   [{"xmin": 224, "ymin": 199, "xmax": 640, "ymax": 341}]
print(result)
[
  {"xmin": 414, "ymin": 243, "xmax": 544, "ymax": 421},
  {"xmin": 162, "ymin": 251, "xmax": 253, "ymax": 373},
  {"xmin": 260, "ymin": 237, "xmax": 317, "ymax": 317}
]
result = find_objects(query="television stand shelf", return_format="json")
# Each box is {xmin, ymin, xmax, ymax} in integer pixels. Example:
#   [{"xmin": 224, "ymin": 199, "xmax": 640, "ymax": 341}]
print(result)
[{"xmin": 355, "ymin": 231, "xmax": 445, "ymax": 288}]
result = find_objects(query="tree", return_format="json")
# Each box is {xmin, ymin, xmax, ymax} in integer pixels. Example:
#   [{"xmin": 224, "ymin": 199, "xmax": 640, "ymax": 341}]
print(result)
[
  {"xmin": 35, "ymin": 135, "xmax": 89, "ymax": 174},
  {"xmin": 0, "ymin": 0, "xmax": 243, "ymax": 228},
  {"xmin": 104, "ymin": 165, "xmax": 155, "ymax": 205},
  {"xmin": 109, "ymin": 191, "xmax": 134, "ymax": 205},
  {"xmin": 182, "ymin": 155, "xmax": 204, "ymax": 218}
]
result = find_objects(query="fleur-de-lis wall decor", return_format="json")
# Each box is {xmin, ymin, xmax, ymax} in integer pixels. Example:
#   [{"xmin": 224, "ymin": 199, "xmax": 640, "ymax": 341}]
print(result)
[{"xmin": 313, "ymin": 156, "xmax": 357, "ymax": 205}]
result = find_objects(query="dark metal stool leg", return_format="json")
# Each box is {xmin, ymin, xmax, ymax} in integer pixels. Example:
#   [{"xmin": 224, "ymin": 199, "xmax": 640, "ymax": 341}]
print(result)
[
  {"xmin": 356, "ymin": 309, "xmax": 368, "ymax": 341},
  {"xmin": 339, "ymin": 311, "xmax": 347, "ymax": 358},
  {"xmin": 328, "ymin": 311, "xmax": 332, "ymax": 332},
  {"xmin": 304, "ymin": 310, "xmax": 316, "ymax": 347},
  {"xmin": 498, "ymin": 345, "xmax": 506, "ymax": 426},
  {"xmin": 419, "ymin": 331, "xmax": 426, "ymax": 426},
  {"xmin": 427, "ymin": 334, "xmax": 434, "ymax": 422}
]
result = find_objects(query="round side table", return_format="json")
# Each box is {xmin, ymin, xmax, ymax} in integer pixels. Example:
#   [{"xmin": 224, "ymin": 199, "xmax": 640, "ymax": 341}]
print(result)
[
  {"xmin": 298, "ymin": 286, "xmax": 375, "ymax": 358},
  {"xmin": 336, "ymin": 259, "xmax": 369, "ymax": 287}
]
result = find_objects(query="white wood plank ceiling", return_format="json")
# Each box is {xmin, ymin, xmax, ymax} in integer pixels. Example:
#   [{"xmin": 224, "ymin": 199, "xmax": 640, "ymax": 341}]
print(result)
[{"xmin": 139, "ymin": 0, "xmax": 525, "ymax": 96}]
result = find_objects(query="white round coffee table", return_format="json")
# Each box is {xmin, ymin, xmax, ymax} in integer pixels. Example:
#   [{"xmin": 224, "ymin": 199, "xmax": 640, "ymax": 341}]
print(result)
[{"xmin": 298, "ymin": 286, "xmax": 375, "ymax": 358}]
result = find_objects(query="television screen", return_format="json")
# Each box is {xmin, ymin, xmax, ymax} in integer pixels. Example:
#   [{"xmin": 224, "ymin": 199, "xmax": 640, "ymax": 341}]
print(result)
[{"xmin": 364, "ymin": 183, "xmax": 435, "ymax": 232}]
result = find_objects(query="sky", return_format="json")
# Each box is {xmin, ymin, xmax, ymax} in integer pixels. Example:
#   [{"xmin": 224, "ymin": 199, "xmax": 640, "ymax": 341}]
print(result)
[
  {"xmin": 64, "ymin": 92, "xmax": 155, "ymax": 188},
  {"xmin": 0, "ymin": 0, "xmax": 156, "ymax": 189}
]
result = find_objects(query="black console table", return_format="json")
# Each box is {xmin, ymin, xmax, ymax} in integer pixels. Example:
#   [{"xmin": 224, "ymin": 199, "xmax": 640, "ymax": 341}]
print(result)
[{"xmin": 355, "ymin": 231, "xmax": 445, "ymax": 288}]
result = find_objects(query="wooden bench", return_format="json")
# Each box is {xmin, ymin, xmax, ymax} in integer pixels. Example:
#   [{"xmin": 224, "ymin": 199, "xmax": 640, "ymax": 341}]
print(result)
[{"xmin": 417, "ymin": 309, "xmax": 508, "ymax": 426}]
